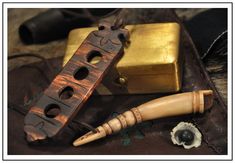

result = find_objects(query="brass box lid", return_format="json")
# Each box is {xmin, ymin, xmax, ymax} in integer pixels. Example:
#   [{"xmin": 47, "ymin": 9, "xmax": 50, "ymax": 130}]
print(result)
[{"xmin": 64, "ymin": 23, "xmax": 182, "ymax": 94}]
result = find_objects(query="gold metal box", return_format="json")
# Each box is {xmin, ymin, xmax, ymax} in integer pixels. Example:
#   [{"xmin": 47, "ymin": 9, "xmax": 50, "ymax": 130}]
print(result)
[{"xmin": 63, "ymin": 23, "xmax": 182, "ymax": 94}]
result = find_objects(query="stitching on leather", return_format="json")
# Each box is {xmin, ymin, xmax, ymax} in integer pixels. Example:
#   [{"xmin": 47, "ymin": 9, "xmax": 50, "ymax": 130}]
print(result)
[
  {"xmin": 191, "ymin": 118, "xmax": 222, "ymax": 154},
  {"xmin": 180, "ymin": 23, "xmax": 227, "ymax": 154}
]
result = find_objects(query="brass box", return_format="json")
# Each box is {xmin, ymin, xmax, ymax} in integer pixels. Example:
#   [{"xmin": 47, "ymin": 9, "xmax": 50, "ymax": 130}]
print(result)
[{"xmin": 63, "ymin": 23, "xmax": 182, "ymax": 94}]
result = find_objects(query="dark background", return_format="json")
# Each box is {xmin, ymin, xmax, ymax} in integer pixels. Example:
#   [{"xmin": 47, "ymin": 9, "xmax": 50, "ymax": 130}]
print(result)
[{"xmin": 7, "ymin": 8, "xmax": 228, "ymax": 155}]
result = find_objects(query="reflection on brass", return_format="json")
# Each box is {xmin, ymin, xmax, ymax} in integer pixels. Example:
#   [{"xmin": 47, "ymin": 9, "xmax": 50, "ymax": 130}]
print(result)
[
  {"xmin": 118, "ymin": 77, "xmax": 127, "ymax": 85},
  {"xmin": 64, "ymin": 23, "xmax": 182, "ymax": 94},
  {"xmin": 89, "ymin": 56, "xmax": 102, "ymax": 64}
]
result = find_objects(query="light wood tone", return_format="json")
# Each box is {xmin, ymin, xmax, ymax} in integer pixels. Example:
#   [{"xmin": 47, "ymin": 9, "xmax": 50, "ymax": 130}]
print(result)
[{"xmin": 73, "ymin": 90, "xmax": 213, "ymax": 147}]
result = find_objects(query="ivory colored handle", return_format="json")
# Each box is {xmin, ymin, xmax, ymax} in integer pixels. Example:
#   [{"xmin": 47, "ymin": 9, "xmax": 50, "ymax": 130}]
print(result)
[
  {"xmin": 137, "ymin": 90, "xmax": 213, "ymax": 121},
  {"xmin": 73, "ymin": 90, "xmax": 213, "ymax": 147}
]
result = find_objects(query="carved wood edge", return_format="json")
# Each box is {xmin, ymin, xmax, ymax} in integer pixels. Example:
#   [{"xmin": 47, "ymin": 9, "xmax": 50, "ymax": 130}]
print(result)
[{"xmin": 24, "ymin": 21, "xmax": 130, "ymax": 143}]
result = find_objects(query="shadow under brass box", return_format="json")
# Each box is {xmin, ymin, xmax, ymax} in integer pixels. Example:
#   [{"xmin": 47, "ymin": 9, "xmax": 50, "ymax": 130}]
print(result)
[{"xmin": 63, "ymin": 23, "xmax": 182, "ymax": 95}]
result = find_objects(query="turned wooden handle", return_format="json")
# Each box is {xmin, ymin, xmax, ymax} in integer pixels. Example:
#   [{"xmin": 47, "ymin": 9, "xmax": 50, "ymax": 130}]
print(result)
[
  {"xmin": 136, "ymin": 90, "xmax": 213, "ymax": 121},
  {"xmin": 73, "ymin": 90, "xmax": 213, "ymax": 147}
]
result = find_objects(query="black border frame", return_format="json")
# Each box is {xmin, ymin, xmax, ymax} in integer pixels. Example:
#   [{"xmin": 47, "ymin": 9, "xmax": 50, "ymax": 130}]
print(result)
[{"xmin": 2, "ymin": 1, "xmax": 233, "ymax": 161}]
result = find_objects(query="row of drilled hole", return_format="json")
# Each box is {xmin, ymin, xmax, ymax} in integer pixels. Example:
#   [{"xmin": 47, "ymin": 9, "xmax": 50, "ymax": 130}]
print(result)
[{"xmin": 45, "ymin": 50, "xmax": 102, "ymax": 118}]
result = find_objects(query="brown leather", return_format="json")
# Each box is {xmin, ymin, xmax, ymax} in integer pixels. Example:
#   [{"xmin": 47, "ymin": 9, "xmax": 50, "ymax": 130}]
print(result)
[{"xmin": 8, "ymin": 9, "xmax": 227, "ymax": 155}]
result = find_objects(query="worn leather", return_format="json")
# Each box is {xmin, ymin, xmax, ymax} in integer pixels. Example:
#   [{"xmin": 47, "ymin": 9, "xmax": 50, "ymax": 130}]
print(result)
[{"xmin": 8, "ymin": 9, "xmax": 227, "ymax": 155}]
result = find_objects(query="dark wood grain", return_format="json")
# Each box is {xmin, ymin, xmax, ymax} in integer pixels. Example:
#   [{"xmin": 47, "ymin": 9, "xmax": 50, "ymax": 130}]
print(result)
[{"xmin": 24, "ymin": 22, "xmax": 129, "ymax": 143}]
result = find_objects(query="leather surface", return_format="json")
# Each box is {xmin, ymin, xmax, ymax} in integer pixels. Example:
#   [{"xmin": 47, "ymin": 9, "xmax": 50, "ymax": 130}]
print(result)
[{"xmin": 8, "ymin": 9, "xmax": 227, "ymax": 155}]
